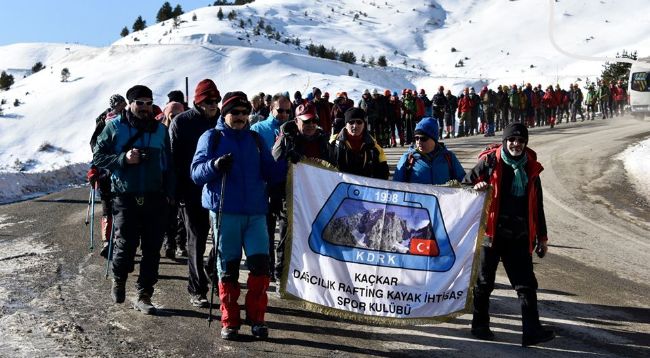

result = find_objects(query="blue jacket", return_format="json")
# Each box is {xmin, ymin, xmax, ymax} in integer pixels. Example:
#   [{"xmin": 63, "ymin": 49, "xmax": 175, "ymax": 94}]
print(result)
[
  {"xmin": 93, "ymin": 111, "xmax": 174, "ymax": 196},
  {"xmin": 250, "ymin": 114, "xmax": 283, "ymax": 151},
  {"xmin": 393, "ymin": 144, "xmax": 465, "ymax": 184},
  {"xmin": 190, "ymin": 117, "xmax": 286, "ymax": 215}
]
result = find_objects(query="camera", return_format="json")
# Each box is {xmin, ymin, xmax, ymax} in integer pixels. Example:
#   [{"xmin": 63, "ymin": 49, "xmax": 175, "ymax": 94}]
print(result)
[{"xmin": 134, "ymin": 148, "xmax": 149, "ymax": 161}]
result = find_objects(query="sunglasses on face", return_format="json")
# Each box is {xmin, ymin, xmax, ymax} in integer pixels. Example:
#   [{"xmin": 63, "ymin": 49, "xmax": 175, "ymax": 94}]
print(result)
[
  {"xmin": 275, "ymin": 108, "xmax": 291, "ymax": 114},
  {"xmin": 229, "ymin": 109, "xmax": 250, "ymax": 116},
  {"xmin": 507, "ymin": 136, "xmax": 525, "ymax": 143},
  {"xmin": 347, "ymin": 119, "xmax": 364, "ymax": 125},
  {"xmin": 300, "ymin": 119, "xmax": 317, "ymax": 125},
  {"xmin": 414, "ymin": 135, "xmax": 431, "ymax": 142},
  {"xmin": 134, "ymin": 100, "xmax": 153, "ymax": 106},
  {"xmin": 202, "ymin": 99, "xmax": 219, "ymax": 106}
]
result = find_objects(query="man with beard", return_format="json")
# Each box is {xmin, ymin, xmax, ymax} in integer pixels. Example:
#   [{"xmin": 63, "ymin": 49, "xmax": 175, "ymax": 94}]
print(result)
[
  {"xmin": 463, "ymin": 123, "xmax": 554, "ymax": 347},
  {"xmin": 93, "ymin": 85, "xmax": 175, "ymax": 315},
  {"xmin": 169, "ymin": 79, "xmax": 221, "ymax": 308}
]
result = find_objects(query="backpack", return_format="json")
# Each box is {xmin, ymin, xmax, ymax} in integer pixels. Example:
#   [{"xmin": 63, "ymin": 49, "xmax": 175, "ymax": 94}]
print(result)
[
  {"xmin": 477, "ymin": 143, "xmax": 501, "ymax": 172},
  {"xmin": 404, "ymin": 147, "xmax": 453, "ymax": 183}
]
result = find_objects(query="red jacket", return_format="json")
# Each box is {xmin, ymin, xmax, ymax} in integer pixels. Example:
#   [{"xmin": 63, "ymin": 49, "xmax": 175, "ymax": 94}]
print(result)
[
  {"xmin": 415, "ymin": 97, "xmax": 425, "ymax": 117},
  {"xmin": 542, "ymin": 91, "xmax": 557, "ymax": 109},
  {"xmin": 468, "ymin": 146, "xmax": 547, "ymax": 254},
  {"xmin": 457, "ymin": 95, "xmax": 474, "ymax": 114}
]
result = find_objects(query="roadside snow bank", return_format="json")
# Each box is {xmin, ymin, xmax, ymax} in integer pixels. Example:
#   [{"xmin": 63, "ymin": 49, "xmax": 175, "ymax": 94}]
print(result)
[
  {"xmin": 0, "ymin": 163, "xmax": 87, "ymax": 204},
  {"xmin": 618, "ymin": 138, "xmax": 650, "ymax": 202}
]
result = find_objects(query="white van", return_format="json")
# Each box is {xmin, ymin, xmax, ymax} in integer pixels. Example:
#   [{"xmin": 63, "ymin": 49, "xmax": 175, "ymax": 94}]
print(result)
[{"xmin": 628, "ymin": 59, "xmax": 650, "ymax": 119}]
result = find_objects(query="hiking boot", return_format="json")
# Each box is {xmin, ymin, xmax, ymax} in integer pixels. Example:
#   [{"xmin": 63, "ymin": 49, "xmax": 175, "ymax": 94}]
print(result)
[
  {"xmin": 111, "ymin": 280, "xmax": 126, "ymax": 304},
  {"xmin": 471, "ymin": 326, "xmax": 495, "ymax": 341},
  {"xmin": 221, "ymin": 326, "xmax": 239, "ymax": 340},
  {"xmin": 189, "ymin": 294, "xmax": 209, "ymax": 308},
  {"xmin": 164, "ymin": 247, "xmax": 176, "ymax": 260},
  {"xmin": 134, "ymin": 294, "xmax": 157, "ymax": 315},
  {"xmin": 251, "ymin": 323, "xmax": 269, "ymax": 339},
  {"xmin": 522, "ymin": 327, "xmax": 555, "ymax": 347}
]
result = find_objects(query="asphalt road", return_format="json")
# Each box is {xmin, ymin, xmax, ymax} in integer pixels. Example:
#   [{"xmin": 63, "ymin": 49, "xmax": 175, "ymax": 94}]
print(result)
[{"xmin": 1, "ymin": 116, "xmax": 649, "ymax": 357}]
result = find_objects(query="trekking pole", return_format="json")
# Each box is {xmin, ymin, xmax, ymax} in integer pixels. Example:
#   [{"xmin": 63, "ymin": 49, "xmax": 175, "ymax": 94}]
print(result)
[
  {"xmin": 89, "ymin": 182, "xmax": 97, "ymax": 251},
  {"xmin": 84, "ymin": 185, "xmax": 92, "ymax": 226},
  {"xmin": 208, "ymin": 173, "xmax": 227, "ymax": 328},
  {"xmin": 104, "ymin": 222, "xmax": 115, "ymax": 279}
]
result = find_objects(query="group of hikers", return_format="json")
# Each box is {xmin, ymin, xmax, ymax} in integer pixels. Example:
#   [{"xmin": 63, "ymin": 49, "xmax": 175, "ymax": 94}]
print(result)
[{"xmin": 88, "ymin": 79, "xmax": 559, "ymax": 346}]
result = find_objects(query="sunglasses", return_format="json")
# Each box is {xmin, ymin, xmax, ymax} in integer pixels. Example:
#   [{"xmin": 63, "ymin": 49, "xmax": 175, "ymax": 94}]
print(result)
[
  {"xmin": 229, "ymin": 109, "xmax": 250, "ymax": 116},
  {"xmin": 275, "ymin": 108, "xmax": 291, "ymax": 114},
  {"xmin": 134, "ymin": 100, "xmax": 153, "ymax": 106},
  {"xmin": 414, "ymin": 135, "xmax": 431, "ymax": 142},
  {"xmin": 346, "ymin": 119, "xmax": 364, "ymax": 125},
  {"xmin": 202, "ymin": 99, "xmax": 219, "ymax": 106},
  {"xmin": 300, "ymin": 118, "xmax": 317, "ymax": 125},
  {"xmin": 507, "ymin": 136, "xmax": 526, "ymax": 143}
]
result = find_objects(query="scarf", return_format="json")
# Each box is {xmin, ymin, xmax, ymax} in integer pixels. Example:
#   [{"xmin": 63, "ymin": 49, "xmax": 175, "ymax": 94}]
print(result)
[{"xmin": 500, "ymin": 147, "xmax": 528, "ymax": 197}]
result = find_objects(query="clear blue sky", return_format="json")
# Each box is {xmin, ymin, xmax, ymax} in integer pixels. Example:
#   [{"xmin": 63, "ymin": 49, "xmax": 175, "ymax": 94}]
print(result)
[{"xmin": 0, "ymin": 1, "xmax": 216, "ymax": 47}]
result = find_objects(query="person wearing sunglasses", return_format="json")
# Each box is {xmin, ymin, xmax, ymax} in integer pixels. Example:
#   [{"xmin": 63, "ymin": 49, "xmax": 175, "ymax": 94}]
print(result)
[
  {"xmin": 191, "ymin": 91, "xmax": 287, "ymax": 341},
  {"xmin": 93, "ymin": 85, "xmax": 175, "ymax": 315},
  {"xmin": 328, "ymin": 107, "xmax": 389, "ymax": 179},
  {"xmin": 168, "ymin": 79, "xmax": 222, "ymax": 308},
  {"xmin": 393, "ymin": 117, "xmax": 465, "ymax": 184},
  {"xmin": 463, "ymin": 122, "xmax": 554, "ymax": 347}
]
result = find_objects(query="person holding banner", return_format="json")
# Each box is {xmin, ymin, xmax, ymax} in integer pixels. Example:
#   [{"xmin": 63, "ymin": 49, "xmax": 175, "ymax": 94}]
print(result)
[
  {"xmin": 190, "ymin": 91, "xmax": 286, "ymax": 340},
  {"xmin": 463, "ymin": 122, "xmax": 554, "ymax": 347},
  {"xmin": 271, "ymin": 102, "xmax": 331, "ymax": 280},
  {"xmin": 329, "ymin": 107, "xmax": 389, "ymax": 179},
  {"xmin": 393, "ymin": 117, "xmax": 465, "ymax": 184}
]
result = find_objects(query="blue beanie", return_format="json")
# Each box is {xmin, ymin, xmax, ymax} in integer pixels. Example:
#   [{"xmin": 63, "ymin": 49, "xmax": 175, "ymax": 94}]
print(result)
[{"xmin": 414, "ymin": 117, "xmax": 439, "ymax": 141}]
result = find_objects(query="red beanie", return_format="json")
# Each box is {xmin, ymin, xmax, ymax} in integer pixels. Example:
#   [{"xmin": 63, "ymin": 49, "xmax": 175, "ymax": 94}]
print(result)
[{"xmin": 194, "ymin": 79, "xmax": 221, "ymax": 104}]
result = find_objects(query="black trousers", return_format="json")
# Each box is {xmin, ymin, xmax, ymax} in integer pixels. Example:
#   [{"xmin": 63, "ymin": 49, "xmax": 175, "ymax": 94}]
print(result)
[
  {"xmin": 472, "ymin": 223, "xmax": 541, "ymax": 335},
  {"xmin": 182, "ymin": 201, "xmax": 210, "ymax": 296},
  {"xmin": 164, "ymin": 204, "xmax": 186, "ymax": 251},
  {"xmin": 112, "ymin": 194, "xmax": 167, "ymax": 296}
]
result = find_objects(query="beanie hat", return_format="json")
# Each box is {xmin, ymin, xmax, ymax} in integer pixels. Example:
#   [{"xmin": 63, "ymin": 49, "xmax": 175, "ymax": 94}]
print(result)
[
  {"xmin": 323, "ymin": 92, "xmax": 330, "ymax": 98},
  {"xmin": 372, "ymin": 88, "xmax": 379, "ymax": 95},
  {"xmin": 126, "ymin": 85, "xmax": 152, "ymax": 102},
  {"xmin": 294, "ymin": 91, "xmax": 302, "ymax": 100},
  {"xmin": 312, "ymin": 87, "xmax": 322, "ymax": 96},
  {"xmin": 384, "ymin": 89, "xmax": 391, "ymax": 96},
  {"xmin": 167, "ymin": 90, "xmax": 185, "ymax": 104},
  {"xmin": 419, "ymin": 89, "xmax": 426, "ymax": 95},
  {"xmin": 295, "ymin": 103, "xmax": 317, "ymax": 121},
  {"xmin": 306, "ymin": 92, "xmax": 315, "ymax": 101},
  {"xmin": 502, "ymin": 122, "xmax": 528, "ymax": 143},
  {"xmin": 414, "ymin": 117, "xmax": 439, "ymax": 142},
  {"xmin": 363, "ymin": 89, "xmax": 370, "ymax": 95},
  {"xmin": 109, "ymin": 94, "xmax": 126, "ymax": 109},
  {"xmin": 344, "ymin": 107, "xmax": 366, "ymax": 123},
  {"xmin": 265, "ymin": 94, "xmax": 272, "ymax": 102},
  {"xmin": 220, "ymin": 91, "xmax": 251, "ymax": 115},
  {"xmin": 194, "ymin": 79, "xmax": 220, "ymax": 105}
]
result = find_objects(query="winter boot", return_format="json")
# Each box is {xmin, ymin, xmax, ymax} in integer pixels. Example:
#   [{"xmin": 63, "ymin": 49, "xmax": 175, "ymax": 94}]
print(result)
[
  {"xmin": 245, "ymin": 275, "xmax": 270, "ymax": 327},
  {"xmin": 471, "ymin": 285, "xmax": 493, "ymax": 340},
  {"xmin": 111, "ymin": 279, "xmax": 126, "ymax": 304},
  {"xmin": 519, "ymin": 289, "xmax": 554, "ymax": 346},
  {"xmin": 134, "ymin": 293, "xmax": 157, "ymax": 315},
  {"xmin": 219, "ymin": 281, "xmax": 241, "ymax": 333}
]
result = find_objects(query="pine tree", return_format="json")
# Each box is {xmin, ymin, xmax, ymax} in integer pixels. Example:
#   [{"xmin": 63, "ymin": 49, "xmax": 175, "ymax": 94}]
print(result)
[
  {"xmin": 0, "ymin": 71, "xmax": 14, "ymax": 90},
  {"xmin": 132, "ymin": 16, "xmax": 147, "ymax": 32},
  {"xmin": 601, "ymin": 50, "xmax": 637, "ymax": 84},
  {"xmin": 227, "ymin": 10, "xmax": 236, "ymax": 20},
  {"xmin": 120, "ymin": 26, "xmax": 130, "ymax": 37},
  {"xmin": 172, "ymin": 4, "xmax": 184, "ymax": 18},
  {"xmin": 377, "ymin": 55, "xmax": 387, "ymax": 67},
  {"xmin": 348, "ymin": 69, "xmax": 354, "ymax": 76},
  {"xmin": 61, "ymin": 68, "xmax": 70, "ymax": 82},
  {"xmin": 217, "ymin": 8, "xmax": 224, "ymax": 20},
  {"xmin": 368, "ymin": 56, "xmax": 376, "ymax": 67},
  {"xmin": 31, "ymin": 62, "xmax": 44, "ymax": 73},
  {"xmin": 339, "ymin": 51, "xmax": 356, "ymax": 64},
  {"xmin": 156, "ymin": 2, "xmax": 173, "ymax": 23}
]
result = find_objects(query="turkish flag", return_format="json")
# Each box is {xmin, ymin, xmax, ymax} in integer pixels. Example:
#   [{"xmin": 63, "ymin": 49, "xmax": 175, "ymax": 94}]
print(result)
[{"xmin": 409, "ymin": 238, "xmax": 440, "ymax": 257}]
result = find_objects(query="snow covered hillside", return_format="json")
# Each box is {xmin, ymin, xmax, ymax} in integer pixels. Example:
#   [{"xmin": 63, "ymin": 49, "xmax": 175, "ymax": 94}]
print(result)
[{"xmin": 0, "ymin": 0, "xmax": 649, "ymax": 202}]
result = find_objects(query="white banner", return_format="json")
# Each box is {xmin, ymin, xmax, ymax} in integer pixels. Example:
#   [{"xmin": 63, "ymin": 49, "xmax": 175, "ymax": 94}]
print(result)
[{"xmin": 283, "ymin": 163, "xmax": 487, "ymax": 324}]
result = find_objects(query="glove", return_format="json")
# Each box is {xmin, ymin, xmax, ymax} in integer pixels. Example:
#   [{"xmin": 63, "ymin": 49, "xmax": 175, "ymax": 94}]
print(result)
[
  {"xmin": 287, "ymin": 150, "xmax": 302, "ymax": 164},
  {"xmin": 87, "ymin": 167, "xmax": 99, "ymax": 185},
  {"xmin": 535, "ymin": 241, "xmax": 547, "ymax": 258},
  {"xmin": 213, "ymin": 153, "xmax": 234, "ymax": 173}
]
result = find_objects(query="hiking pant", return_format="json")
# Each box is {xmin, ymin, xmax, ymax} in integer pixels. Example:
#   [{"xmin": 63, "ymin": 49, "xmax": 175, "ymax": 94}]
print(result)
[
  {"xmin": 472, "ymin": 219, "xmax": 541, "ymax": 334},
  {"xmin": 183, "ymin": 200, "xmax": 210, "ymax": 296},
  {"xmin": 112, "ymin": 193, "xmax": 167, "ymax": 296},
  {"xmin": 405, "ymin": 113, "xmax": 416, "ymax": 144}
]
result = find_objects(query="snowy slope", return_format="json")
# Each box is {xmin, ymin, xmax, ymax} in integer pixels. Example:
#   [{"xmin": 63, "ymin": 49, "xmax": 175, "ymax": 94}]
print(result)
[{"xmin": 0, "ymin": 0, "xmax": 649, "ymax": 203}]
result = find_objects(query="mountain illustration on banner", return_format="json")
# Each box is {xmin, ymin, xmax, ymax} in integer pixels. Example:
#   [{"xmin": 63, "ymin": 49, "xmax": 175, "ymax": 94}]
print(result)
[{"xmin": 309, "ymin": 183, "xmax": 455, "ymax": 272}]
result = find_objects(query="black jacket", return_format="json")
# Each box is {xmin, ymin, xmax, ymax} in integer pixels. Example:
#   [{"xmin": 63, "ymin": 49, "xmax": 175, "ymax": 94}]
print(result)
[{"xmin": 169, "ymin": 106, "xmax": 218, "ymax": 202}]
